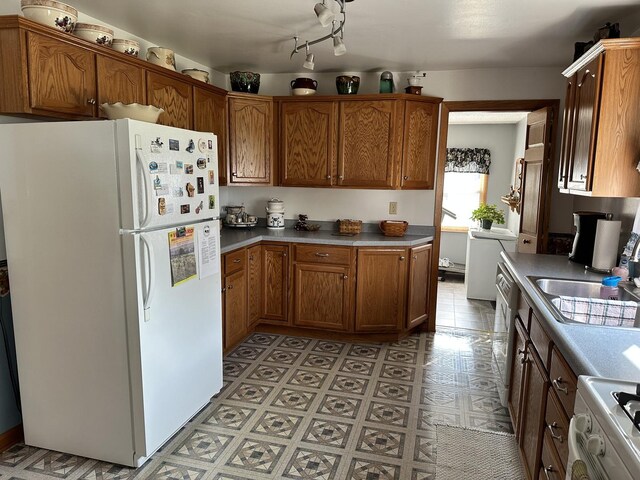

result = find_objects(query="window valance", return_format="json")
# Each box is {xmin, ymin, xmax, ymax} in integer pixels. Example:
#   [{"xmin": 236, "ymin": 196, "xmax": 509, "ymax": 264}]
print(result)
[{"xmin": 445, "ymin": 148, "xmax": 491, "ymax": 174}]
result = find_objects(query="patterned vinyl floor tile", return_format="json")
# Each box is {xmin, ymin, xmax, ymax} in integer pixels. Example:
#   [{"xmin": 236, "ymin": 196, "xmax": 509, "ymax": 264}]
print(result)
[{"xmin": 0, "ymin": 327, "xmax": 514, "ymax": 480}]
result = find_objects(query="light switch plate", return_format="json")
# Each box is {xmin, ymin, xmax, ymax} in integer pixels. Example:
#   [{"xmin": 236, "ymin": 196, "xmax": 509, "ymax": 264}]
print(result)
[{"xmin": 389, "ymin": 202, "xmax": 398, "ymax": 215}]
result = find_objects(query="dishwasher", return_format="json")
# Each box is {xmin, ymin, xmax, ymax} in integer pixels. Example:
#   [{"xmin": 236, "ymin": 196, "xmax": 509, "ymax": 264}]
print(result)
[{"xmin": 492, "ymin": 261, "xmax": 518, "ymax": 407}]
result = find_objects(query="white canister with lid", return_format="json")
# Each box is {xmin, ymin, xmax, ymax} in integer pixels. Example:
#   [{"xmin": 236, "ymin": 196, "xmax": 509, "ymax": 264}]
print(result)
[{"xmin": 266, "ymin": 198, "xmax": 284, "ymax": 213}]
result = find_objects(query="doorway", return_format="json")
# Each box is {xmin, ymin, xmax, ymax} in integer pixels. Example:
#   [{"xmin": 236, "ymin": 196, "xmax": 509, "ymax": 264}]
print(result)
[{"xmin": 428, "ymin": 100, "xmax": 560, "ymax": 333}]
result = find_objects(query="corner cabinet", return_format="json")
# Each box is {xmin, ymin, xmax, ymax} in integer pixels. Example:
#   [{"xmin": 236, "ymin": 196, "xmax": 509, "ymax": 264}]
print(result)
[
  {"xmin": 275, "ymin": 95, "xmax": 442, "ymax": 189},
  {"xmin": 228, "ymin": 93, "xmax": 273, "ymax": 185},
  {"xmin": 146, "ymin": 70, "xmax": 193, "ymax": 129},
  {"xmin": 559, "ymin": 39, "xmax": 640, "ymax": 196},
  {"xmin": 261, "ymin": 243, "xmax": 289, "ymax": 324}
]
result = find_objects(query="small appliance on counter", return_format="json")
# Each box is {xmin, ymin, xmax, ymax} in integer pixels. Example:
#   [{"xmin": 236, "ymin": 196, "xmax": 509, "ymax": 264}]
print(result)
[
  {"xmin": 569, "ymin": 211, "xmax": 620, "ymax": 271},
  {"xmin": 266, "ymin": 198, "xmax": 285, "ymax": 230},
  {"xmin": 224, "ymin": 205, "xmax": 257, "ymax": 228}
]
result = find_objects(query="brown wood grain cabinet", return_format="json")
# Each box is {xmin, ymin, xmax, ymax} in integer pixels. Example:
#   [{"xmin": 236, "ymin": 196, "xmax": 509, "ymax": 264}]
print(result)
[
  {"xmin": 261, "ymin": 244, "xmax": 289, "ymax": 324},
  {"xmin": 228, "ymin": 94, "xmax": 273, "ymax": 185},
  {"xmin": 338, "ymin": 100, "xmax": 400, "ymax": 188},
  {"xmin": 560, "ymin": 39, "xmax": 640, "ymax": 196},
  {"xmin": 509, "ymin": 318, "xmax": 528, "ymax": 437},
  {"xmin": 355, "ymin": 248, "xmax": 408, "ymax": 332},
  {"xmin": 401, "ymin": 100, "xmax": 438, "ymax": 189},
  {"xmin": 146, "ymin": 70, "xmax": 193, "ymax": 129},
  {"xmin": 223, "ymin": 259, "xmax": 247, "ymax": 351},
  {"xmin": 557, "ymin": 75, "xmax": 576, "ymax": 190},
  {"xmin": 406, "ymin": 243, "xmax": 432, "ymax": 329},
  {"xmin": 27, "ymin": 32, "xmax": 97, "ymax": 117},
  {"xmin": 280, "ymin": 100, "xmax": 337, "ymax": 186},
  {"xmin": 194, "ymin": 86, "xmax": 228, "ymax": 185},
  {"xmin": 247, "ymin": 245, "xmax": 262, "ymax": 328},
  {"xmin": 96, "ymin": 55, "xmax": 144, "ymax": 116}
]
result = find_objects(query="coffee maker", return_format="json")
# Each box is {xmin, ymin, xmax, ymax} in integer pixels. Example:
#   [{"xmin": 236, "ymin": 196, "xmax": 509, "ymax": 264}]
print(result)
[{"xmin": 569, "ymin": 211, "xmax": 607, "ymax": 264}]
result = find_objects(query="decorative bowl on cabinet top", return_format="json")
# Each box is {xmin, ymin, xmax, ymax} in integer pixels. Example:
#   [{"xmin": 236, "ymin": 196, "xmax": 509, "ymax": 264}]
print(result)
[
  {"xmin": 99, "ymin": 103, "xmax": 164, "ymax": 123},
  {"xmin": 112, "ymin": 38, "xmax": 140, "ymax": 57},
  {"xmin": 74, "ymin": 23, "xmax": 114, "ymax": 46},
  {"xmin": 182, "ymin": 69, "xmax": 210, "ymax": 84},
  {"xmin": 147, "ymin": 47, "xmax": 176, "ymax": 71},
  {"xmin": 336, "ymin": 75, "xmax": 360, "ymax": 94},
  {"xmin": 230, "ymin": 71, "xmax": 260, "ymax": 94},
  {"xmin": 20, "ymin": 0, "xmax": 78, "ymax": 32}
]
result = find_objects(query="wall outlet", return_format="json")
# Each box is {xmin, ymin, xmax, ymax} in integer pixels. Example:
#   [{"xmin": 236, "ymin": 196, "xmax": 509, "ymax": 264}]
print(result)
[{"xmin": 389, "ymin": 202, "xmax": 398, "ymax": 215}]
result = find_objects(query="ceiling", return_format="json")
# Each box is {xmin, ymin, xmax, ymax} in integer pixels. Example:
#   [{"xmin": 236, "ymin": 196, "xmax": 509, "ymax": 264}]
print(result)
[
  {"xmin": 69, "ymin": 0, "xmax": 640, "ymax": 73},
  {"xmin": 449, "ymin": 111, "xmax": 529, "ymax": 124}
]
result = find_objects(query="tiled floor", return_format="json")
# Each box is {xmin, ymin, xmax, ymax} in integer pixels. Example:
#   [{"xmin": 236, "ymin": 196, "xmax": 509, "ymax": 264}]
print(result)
[
  {"xmin": 0, "ymin": 328, "xmax": 512, "ymax": 480},
  {"xmin": 436, "ymin": 277, "xmax": 496, "ymax": 332}
]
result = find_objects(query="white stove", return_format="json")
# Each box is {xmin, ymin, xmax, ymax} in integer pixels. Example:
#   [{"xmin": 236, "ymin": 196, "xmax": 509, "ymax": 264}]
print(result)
[{"xmin": 567, "ymin": 376, "xmax": 640, "ymax": 480}]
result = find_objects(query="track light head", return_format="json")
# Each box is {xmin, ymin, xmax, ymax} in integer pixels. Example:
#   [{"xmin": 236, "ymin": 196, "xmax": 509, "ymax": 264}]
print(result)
[{"xmin": 314, "ymin": 1, "xmax": 335, "ymax": 27}]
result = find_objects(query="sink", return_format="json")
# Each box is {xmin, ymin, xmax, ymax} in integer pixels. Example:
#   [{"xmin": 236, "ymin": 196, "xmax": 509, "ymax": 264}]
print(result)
[{"xmin": 528, "ymin": 276, "xmax": 640, "ymax": 328}]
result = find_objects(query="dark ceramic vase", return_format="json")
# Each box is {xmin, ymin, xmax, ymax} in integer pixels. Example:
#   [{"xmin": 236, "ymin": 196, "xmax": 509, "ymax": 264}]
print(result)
[
  {"xmin": 336, "ymin": 75, "xmax": 360, "ymax": 94},
  {"xmin": 291, "ymin": 77, "xmax": 318, "ymax": 90},
  {"xmin": 230, "ymin": 71, "xmax": 261, "ymax": 94}
]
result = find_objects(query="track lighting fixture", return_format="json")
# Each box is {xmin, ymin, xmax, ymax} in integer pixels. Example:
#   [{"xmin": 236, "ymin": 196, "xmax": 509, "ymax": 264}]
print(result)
[{"xmin": 291, "ymin": 0, "xmax": 353, "ymax": 68}]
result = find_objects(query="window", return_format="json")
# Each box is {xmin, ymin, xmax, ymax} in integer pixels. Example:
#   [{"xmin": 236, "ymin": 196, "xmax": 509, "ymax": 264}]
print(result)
[{"xmin": 441, "ymin": 172, "xmax": 488, "ymax": 231}]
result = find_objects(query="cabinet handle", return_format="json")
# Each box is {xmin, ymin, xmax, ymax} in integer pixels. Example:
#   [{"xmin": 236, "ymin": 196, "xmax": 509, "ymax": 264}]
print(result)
[
  {"xmin": 543, "ymin": 465, "xmax": 554, "ymax": 480},
  {"xmin": 233, "ymin": 258, "xmax": 241, "ymax": 264},
  {"xmin": 249, "ymin": 255, "xmax": 254, "ymax": 261},
  {"xmin": 399, "ymin": 256, "xmax": 405, "ymax": 261},
  {"xmin": 523, "ymin": 239, "xmax": 531, "ymax": 244},
  {"xmin": 580, "ymin": 174, "xmax": 586, "ymax": 180},
  {"xmin": 227, "ymin": 284, "xmax": 233, "ymax": 290},
  {"xmin": 221, "ymin": 287, "xmax": 226, "ymax": 293},
  {"xmin": 338, "ymin": 175, "xmax": 344, "ymax": 180},
  {"xmin": 517, "ymin": 349, "xmax": 526, "ymax": 357},
  {"xmin": 87, "ymin": 98, "xmax": 96, "ymax": 105},
  {"xmin": 404, "ymin": 176, "xmax": 409, "ymax": 180},
  {"xmin": 547, "ymin": 423, "xmax": 564, "ymax": 443},
  {"xmin": 343, "ymin": 275, "xmax": 348, "ymax": 279},
  {"xmin": 520, "ymin": 353, "xmax": 529, "ymax": 365},
  {"xmin": 283, "ymin": 253, "xmax": 288, "ymax": 257},
  {"xmin": 315, "ymin": 252, "xmax": 330, "ymax": 257},
  {"xmin": 413, "ymin": 255, "xmax": 418, "ymax": 260},
  {"xmin": 326, "ymin": 175, "xmax": 332, "ymax": 179},
  {"xmin": 553, "ymin": 377, "xmax": 569, "ymax": 395},
  {"xmin": 232, "ymin": 172, "xmax": 238, "ymax": 177}
]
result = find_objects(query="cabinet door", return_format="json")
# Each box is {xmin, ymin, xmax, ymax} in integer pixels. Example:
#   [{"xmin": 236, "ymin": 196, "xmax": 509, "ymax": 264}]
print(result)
[
  {"xmin": 146, "ymin": 70, "xmax": 193, "ymax": 129},
  {"xmin": 262, "ymin": 244, "xmax": 289, "ymax": 323},
  {"xmin": 401, "ymin": 101, "xmax": 438, "ymax": 189},
  {"xmin": 519, "ymin": 347, "xmax": 548, "ymax": 480},
  {"xmin": 247, "ymin": 245, "xmax": 262, "ymax": 327},
  {"xmin": 508, "ymin": 318, "xmax": 527, "ymax": 436},
  {"xmin": 406, "ymin": 244, "xmax": 432, "ymax": 329},
  {"xmin": 224, "ymin": 268, "xmax": 247, "ymax": 350},
  {"xmin": 355, "ymin": 248, "xmax": 407, "ymax": 332},
  {"xmin": 557, "ymin": 75, "xmax": 576, "ymax": 189},
  {"xmin": 27, "ymin": 32, "xmax": 97, "ymax": 117},
  {"xmin": 338, "ymin": 100, "xmax": 399, "ymax": 188},
  {"xmin": 194, "ymin": 87, "xmax": 228, "ymax": 185},
  {"xmin": 281, "ymin": 101, "xmax": 337, "ymax": 186},
  {"xmin": 566, "ymin": 56, "xmax": 603, "ymax": 191},
  {"xmin": 96, "ymin": 55, "xmax": 144, "ymax": 117},
  {"xmin": 228, "ymin": 96, "xmax": 272, "ymax": 184},
  {"xmin": 293, "ymin": 263, "xmax": 351, "ymax": 331}
]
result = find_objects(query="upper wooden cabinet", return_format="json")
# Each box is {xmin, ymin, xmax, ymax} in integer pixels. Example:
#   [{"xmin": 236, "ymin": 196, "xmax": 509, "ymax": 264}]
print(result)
[
  {"xmin": 146, "ymin": 70, "xmax": 193, "ymax": 129},
  {"xmin": 228, "ymin": 94, "xmax": 273, "ymax": 185},
  {"xmin": 194, "ymin": 86, "xmax": 228, "ymax": 185},
  {"xmin": 97, "ymin": 55, "xmax": 145, "ymax": 116},
  {"xmin": 560, "ymin": 39, "xmax": 640, "ymax": 197},
  {"xmin": 280, "ymin": 100, "xmax": 337, "ymax": 186},
  {"xmin": 401, "ymin": 100, "xmax": 438, "ymax": 189},
  {"xmin": 276, "ymin": 95, "xmax": 441, "ymax": 189},
  {"xmin": 27, "ymin": 32, "xmax": 97, "ymax": 117}
]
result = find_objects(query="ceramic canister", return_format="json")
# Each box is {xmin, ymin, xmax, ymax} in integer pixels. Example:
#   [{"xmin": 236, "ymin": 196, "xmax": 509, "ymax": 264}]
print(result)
[
  {"xmin": 266, "ymin": 198, "xmax": 284, "ymax": 213},
  {"xmin": 267, "ymin": 212, "xmax": 285, "ymax": 230},
  {"xmin": 147, "ymin": 47, "xmax": 176, "ymax": 71}
]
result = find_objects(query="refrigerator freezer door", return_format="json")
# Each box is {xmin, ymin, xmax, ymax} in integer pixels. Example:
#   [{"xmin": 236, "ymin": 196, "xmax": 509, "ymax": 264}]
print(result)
[
  {"xmin": 123, "ymin": 219, "xmax": 223, "ymax": 460},
  {"xmin": 116, "ymin": 120, "xmax": 219, "ymax": 231}
]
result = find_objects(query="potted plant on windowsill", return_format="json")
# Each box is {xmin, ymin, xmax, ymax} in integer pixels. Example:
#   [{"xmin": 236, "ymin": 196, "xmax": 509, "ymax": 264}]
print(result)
[{"xmin": 471, "ymin": 203, "xmax": 506, "ymax": 230}]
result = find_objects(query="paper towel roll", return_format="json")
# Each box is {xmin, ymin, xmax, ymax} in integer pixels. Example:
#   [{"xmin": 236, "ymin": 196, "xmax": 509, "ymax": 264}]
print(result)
[{"xmin": 592, "ymin": 219, "xmax": 622, "ymax": 270}]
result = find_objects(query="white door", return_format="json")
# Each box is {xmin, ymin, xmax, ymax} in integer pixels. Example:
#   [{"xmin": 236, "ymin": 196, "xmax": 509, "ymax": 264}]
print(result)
[
  {"xmin": 116, "ymin": 120, "xmax": 220, "ymax": 231},
  {"xmin": 123, "ymin": 219, "xmax": 223, "ymax": 458}
]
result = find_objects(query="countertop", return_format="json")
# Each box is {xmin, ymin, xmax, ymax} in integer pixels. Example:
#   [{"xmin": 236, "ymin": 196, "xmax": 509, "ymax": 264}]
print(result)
[
  {"xmin": 502, "ymin": 251, "xmax": 640, "ymax": 382},
  {"xmin": 220, "ymin": 227, "xmax": 434, "ymax": 254}
]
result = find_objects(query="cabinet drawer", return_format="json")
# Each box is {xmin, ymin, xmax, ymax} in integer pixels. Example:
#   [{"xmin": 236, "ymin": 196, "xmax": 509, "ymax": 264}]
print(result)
[
  {"xmin": 539, "ymin": 429, "xmax": 566, "ymax": 480},
  {"xmin": 295, "ymin": 244, "xmax": 351, "ymax": 265},
  {"xmin": 224, "ymin": 249, "xmax": 246, "ymax": 275},
  {"xmin": 545, "ymin": 387, "xmax": 569, "ymax": 467},
  {"xmin": 530, "ymin": 311, "xmax": 551, "ymax": 368},
  {"xmin": 549, "ymin": 346, "xmax": 577, "ymax": 418}
]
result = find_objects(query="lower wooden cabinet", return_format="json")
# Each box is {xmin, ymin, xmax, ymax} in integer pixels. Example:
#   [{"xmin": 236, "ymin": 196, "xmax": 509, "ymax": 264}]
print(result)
[
  {"xmin": 406, "ymin": 244, "xmax": 432, "ymax": 328},
  {"xmin": 262, "ymin": 244, "xmax": 289, "ymax": 324},
  {"xmin": 355, "ymin": 248, "xmax": 407, "ymax": 332},
  {"xmin": 509, "ymin": 318, "xmax": 527, "ymax": 436},
  {"xmin": 223, "ymin": 267, "xmax": 247, "ymax": 350},
  {"xmin": 293, "ymin": 263, "xmax": 352, "ymax": 331},
  {"xmin": 247, "ymin": 245, "xmax": 262, "ymax": 327}
]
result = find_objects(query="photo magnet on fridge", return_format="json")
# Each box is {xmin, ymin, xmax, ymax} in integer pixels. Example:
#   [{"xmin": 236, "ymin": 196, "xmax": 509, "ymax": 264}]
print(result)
[
  {"xmin": 158, "ymin": 197, "xmax": 166, "ymax": 215},
  {"xmin": 180, "ymin": 204, "xmax": 190, "ymax": 214},
  {"xmin": 208, "ymin": 170, "xmax": 215, "ymax": 184},
  {"xmin": 197, "ymin": 177, "xmax": 204, "ymax": 194},
  {"xmin": 156, "ymin": 163, "xmax": 168, "ymax": 174},
  {"xmin": 169, "ymin": 139, "xmax": 179, "ymax": 151},
  {"xmin": 195, "ymin": 200, "xmax": 204, "ymax": 214},
  {"xmin": 185, "ymin": 164, "xmax": 194, "ymax": 175},
  {"xmin": 208, "ymin": 195, "xmax": 216, "ymax": 209},
  {"xmin": 208, "ymin": 139, "xmax": 213, "ymax": 150},
  {"xmin": 155, "ymin": 184, "xmax": 169, "ymax": 196},
  {"xmin": 197, "ymin": 158, "xmax": 207, "ymax": 169},
  {"xmin": 198, "ymin": 139, "xmax": 208, "ymax": 152},
  {"xmin": 149, "ymin": 161, "xmax": 158, "ymax": 172},
  {"xmin": 153, "ymin": 175, "xmax": 162, "ymax": 190},
  {"xmin": 150, "ymin": 137, "xmax": 163, "ymax": 152},
  {"xmin": 186, "ymin": 182, "xmax": 195, "ymax": 197},
  {"xmin": 174, "ymin": 186, "xmax": 184, "ymax": 197},
  {"xmin": 186, "ymin": 139, "xmax": 195, "ymax": 153}
]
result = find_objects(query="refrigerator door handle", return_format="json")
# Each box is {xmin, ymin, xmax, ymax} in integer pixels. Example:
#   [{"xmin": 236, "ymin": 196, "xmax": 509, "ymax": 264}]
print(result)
[
  {"xmin": 140, "ymin": 234, "xmax": 156, "ymax": 318},
  {"xmin": 135, "ymin": 147, "xmax": 152, "ymax": 229}
]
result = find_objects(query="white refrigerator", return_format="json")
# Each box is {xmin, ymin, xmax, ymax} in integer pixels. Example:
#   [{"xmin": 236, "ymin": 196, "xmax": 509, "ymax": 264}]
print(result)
[{"xmin": 0, "ymin": 119, "xmax": 223, "ymax": 466}]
